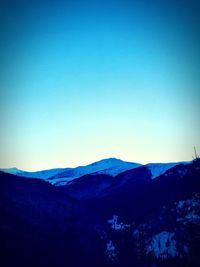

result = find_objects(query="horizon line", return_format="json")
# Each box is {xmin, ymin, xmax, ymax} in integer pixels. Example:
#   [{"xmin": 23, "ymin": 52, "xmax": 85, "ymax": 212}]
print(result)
[{"xmin": 0, "ymin": 157, "xmax": 191, "ymax": 173}]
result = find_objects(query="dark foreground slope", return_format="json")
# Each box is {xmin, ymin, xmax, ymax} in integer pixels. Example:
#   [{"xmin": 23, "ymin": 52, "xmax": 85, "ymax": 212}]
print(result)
[
  {"xmin": 86, "ymin": 161, "xmax": 200, "ymax": 267},
  {"xmin": 0, "ymin": 160, "xmax": 200, "ymax": 267},
  {"xmin": 83, "ymin": 162, "xmax": 200, "ymax": 220},
  {"xmin": 0, "ymin": 172, "xmax": 105, "ymax": 267}
]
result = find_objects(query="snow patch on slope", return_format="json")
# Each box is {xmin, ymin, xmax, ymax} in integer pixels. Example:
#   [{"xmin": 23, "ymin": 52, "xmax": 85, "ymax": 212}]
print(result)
[
  {"xmin": 146, "ymin": 162, "xmax": 190, "ymax": 179},
  {"xmin": 146, "ymin": 231, "xmax": 178, "ymax": 259},
  {"xmin": 105, "ymin": 240, "xmax": 117, "ymax": 261},
  {"xmin": 1, "ymin": 167, "xmax": 22, "ymax": 175},
  {"xmin": 0, "ymin": 167, "xmax": 67, "ymax": 180},
  {"xmin": 176, "ymin": 195, "xmax": 200, "ymax": 225},
  {"xmin": 107, "ymin": 215, "xmax": 130, "ymax": 231}
]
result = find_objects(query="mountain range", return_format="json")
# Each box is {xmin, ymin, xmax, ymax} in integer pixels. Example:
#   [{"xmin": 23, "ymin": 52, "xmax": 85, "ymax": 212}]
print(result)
[
  {"xmin": 0, "ymin": 157, "xmax": 199, "ymax": 267},
  {"xmin": 0, "ymin": 157, "xmax": 188, "ymax": 185}
]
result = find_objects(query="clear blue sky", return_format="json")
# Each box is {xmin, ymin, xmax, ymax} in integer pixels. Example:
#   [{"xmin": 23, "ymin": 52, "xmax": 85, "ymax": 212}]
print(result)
[{"xmin": 0, "ymin": 0, "xmax": 200, "ymax": 170}]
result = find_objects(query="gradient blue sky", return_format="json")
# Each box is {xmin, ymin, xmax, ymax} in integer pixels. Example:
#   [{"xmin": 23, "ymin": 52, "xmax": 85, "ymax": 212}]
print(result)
[{"xmin": 0, "ymin": 0, "xmax": 200, "ymax": 170}]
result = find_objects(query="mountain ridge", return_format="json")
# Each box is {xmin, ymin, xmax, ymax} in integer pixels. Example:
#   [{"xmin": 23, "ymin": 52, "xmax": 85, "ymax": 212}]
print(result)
[
  {"xmin": 1, "ymin": 157, "xmax": 190, "ymax": 186},
  {"xmin": 0, "ymin": 159, "xmax": 199, "ymax": 267}
]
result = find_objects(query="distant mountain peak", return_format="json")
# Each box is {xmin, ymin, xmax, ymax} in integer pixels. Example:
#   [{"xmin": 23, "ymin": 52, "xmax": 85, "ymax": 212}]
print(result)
[
  {"xmin": 48, "ymin": 158, "xmax": 142, "ymax": 185},
  {"xmin": 88, "ymin": 157, "xmax": 133, "ymax": 166}
]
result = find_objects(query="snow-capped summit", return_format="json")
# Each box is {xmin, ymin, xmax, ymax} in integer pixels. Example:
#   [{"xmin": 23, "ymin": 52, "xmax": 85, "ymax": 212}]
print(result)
[
  {"xmin": 82, "ymin": 157, "xmax": 141, "ymax": 173},
  {"xmin": 48, "ymin": 158, "xmax": 141, "ymax": 185}
]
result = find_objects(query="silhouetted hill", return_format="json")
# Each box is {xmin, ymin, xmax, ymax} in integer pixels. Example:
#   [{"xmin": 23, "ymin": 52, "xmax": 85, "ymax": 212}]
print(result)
[
  {"xmin": 83, "ymin": 163, "xmax": 200, "ymax": 222},
  {"xmin": 0, "ymin": 172, "xmax": 105, "ymax": 267}
]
